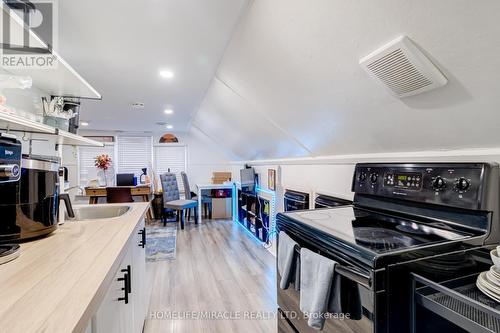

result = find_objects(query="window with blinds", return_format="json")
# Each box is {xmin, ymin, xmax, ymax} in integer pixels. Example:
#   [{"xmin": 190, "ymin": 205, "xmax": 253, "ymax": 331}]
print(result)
[
  {"xmin": 154, "ymin": 145, "xmax": 187, "ymax": 193},
  {"xmin": 116, "ymin": 136, "xmax": 153, "ymax": 177},
  {"xmin": 79, "ymin": 144, "xmax": 115, "ymax": 186}
]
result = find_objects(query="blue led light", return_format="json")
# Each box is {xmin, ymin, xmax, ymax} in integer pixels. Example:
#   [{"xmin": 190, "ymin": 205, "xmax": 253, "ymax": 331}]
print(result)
[
  {"xmin": 255, "ymin": 185, "xmax": 278, "ymax": 240},
  {"xmin": 235, "ymin": 219, "xmax": 264, "ymax": 244},
  {"xmin": 255, "ymin": 186, "xmax": 276, "ymax": 196},
  {"xmin": 232, "ymin": 183, "xmax": 238, "ymax": 222}
]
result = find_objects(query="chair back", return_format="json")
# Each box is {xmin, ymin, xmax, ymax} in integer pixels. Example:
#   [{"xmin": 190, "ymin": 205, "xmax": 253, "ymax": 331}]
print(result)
[
  {"xmin": 161, "ymin": 173, "xmax": 180, "ymax": 205},
  {"xmin": 106, "ymin": 187, "xmax": 134, "ymax": 203},
  {"xmin": 181, "ymin": 172, "xmax": 192, "ymax": 199}
]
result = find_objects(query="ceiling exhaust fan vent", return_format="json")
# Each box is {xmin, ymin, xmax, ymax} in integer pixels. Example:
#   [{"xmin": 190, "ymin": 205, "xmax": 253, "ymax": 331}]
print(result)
[
  {"xmin": 360, "ymin": 36, "xmax": 447, "ymax": 98},
  {"xmin": 131, "ymin": 102, "xmax": 145, "ymax": 109}
]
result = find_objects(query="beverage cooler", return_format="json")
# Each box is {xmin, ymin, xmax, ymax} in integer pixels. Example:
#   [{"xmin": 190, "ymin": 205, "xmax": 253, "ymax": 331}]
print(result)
[{"xmin": 284, "ymin": 189, "xmax": 310, "ymax": 211}]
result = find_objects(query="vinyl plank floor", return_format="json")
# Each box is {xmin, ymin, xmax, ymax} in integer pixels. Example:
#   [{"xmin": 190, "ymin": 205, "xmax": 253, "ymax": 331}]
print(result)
[{"xmin": 144, "ymin": 219, "xmax": 277, "ymax": 333}]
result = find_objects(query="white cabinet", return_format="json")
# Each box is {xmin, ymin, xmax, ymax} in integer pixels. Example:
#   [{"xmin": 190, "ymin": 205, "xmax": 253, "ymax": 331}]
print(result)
[
  {"xmin": 92, "ymin": 218, "xmax": 150, "ymax": 333},
  {"xmin": 92, "ymin": 245, "xmax": 132, "ymax": 333},
  {"xmin": 131, "ymin": 219, "xmax": 148, "ymax": 333}
]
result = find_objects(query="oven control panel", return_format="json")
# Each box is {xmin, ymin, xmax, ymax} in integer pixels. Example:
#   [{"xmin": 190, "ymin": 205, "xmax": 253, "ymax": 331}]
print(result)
[
  {"xmin": 383, "ymin": 172, "xmax": 422, "ymax": 190},
  {"xmin": 352, "ymin": 163, "xmax": 497, "ymax": 210}
]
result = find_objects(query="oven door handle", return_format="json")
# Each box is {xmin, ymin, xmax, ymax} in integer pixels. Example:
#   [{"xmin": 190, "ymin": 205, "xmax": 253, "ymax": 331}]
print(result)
[
  {"xmin": 292, "ymin": 245, "xmax": 372, "ymax": 289},
  {"xmin": 335, "ymin": 264, "xmax": 372, "ymax": 289}
]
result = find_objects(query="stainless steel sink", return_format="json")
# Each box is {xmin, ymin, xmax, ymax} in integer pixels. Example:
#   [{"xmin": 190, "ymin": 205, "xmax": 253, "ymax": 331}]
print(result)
[{"xmin": 67, "ymin": 205, "xmax": 131, "ymax": 221}]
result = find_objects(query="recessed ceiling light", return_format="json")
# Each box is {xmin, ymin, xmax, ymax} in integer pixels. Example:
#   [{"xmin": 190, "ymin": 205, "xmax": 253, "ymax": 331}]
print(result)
[
  {"xmin": 80, "ymin": 121, "xmax": 89, "ymax": 126},
  {"xmin": 164, "ymin": 109, "xmax": 174, "ymax": 115},
  {"xmin": 159, "ymin": 70, "xmax": 174, "ymax": 79},
  {"xmin": 166, "ymin": 124, "xmax": 174, "ymax": 129}
]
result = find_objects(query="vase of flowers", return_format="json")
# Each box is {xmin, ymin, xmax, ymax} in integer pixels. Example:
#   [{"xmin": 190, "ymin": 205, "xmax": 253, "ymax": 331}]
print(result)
[{"xmin": 95, "ymin": 154, "xmax": 112, "ymax": 186}]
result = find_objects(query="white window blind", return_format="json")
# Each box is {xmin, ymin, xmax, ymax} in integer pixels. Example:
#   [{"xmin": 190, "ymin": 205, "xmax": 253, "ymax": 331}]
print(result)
[
  {"xmin": 117, "ymin": 136, "xmax": 152, "ymax": 177},
  {"xmin": 154, "ymin": 145, "xmax": 187, "ymax": 193},
  {"xmin": 79, "ymin": 144, "xmax": 115, "ymax": 186}
]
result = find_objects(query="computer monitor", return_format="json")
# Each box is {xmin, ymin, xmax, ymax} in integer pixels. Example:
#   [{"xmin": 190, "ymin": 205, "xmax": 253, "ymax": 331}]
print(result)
[
  {"xmin": 116, "ymin": 173, "xmax": 135, "ymax": 186},
  {"xmin": 240, "ymin": 167, "xmax": 256, "ymax": 193}
]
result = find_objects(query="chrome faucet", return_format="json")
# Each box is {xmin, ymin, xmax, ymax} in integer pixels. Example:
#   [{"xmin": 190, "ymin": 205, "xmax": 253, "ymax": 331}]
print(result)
[{"xmin": 65, "ymin": 185, "xmax": 85, "ymax": 195}]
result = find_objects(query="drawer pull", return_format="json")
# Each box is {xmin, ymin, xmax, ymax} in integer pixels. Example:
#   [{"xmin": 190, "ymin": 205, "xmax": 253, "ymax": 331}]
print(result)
[
  {"xmin": 138, "ymin": 228, "xmax": 146, "ymax": 248},
  {"xmin": 117, "ymin": 273, "xmax": 129, "ymax": 304},
  {"xmin": 121, "ymin": 265, "xmax": 131, "ymax": 293}
]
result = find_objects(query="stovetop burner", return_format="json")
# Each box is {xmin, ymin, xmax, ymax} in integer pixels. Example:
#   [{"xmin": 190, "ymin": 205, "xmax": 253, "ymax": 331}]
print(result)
[
  {"xmin": 0, "ymin": 244, "xmax": 20, "ymax": 265},
  {"xmin": 354, "ymin": 227, "xmax": 418, "ymax": 250}
]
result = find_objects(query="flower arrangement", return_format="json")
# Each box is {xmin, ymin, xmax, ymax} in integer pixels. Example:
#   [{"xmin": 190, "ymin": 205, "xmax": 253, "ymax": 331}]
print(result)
[{"xmin": 95, "ymin": 154, "xmax": 112, "ymax": 170}]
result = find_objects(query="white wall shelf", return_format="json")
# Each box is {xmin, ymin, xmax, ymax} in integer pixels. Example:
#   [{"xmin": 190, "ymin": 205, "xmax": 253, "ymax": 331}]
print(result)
[
  {"xmin": 0, "ymin": 112, "xmax": 103, "ymax": 147},
  {"xmin": 0, "ymin": 3, "xmax": 101, "ymax": 100},
  {"xmin": 0, "ymin": 112, "xmax": 54, "ymax": 134},
  {"xmin": 56, "ymin": 130, "xmax": 103, "ymax": 147}
]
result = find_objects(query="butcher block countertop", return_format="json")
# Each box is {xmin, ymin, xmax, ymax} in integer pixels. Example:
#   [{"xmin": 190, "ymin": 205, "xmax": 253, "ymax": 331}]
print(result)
[{"xmin": 0, "ymin": 202, "xmax": 150, "ymax": 333}]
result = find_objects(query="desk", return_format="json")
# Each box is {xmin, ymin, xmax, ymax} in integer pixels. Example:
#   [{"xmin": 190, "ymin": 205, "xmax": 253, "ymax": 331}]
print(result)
[
  {"xmin": 196, "ymin": 183, "xmax": 236, "ymax": 224},
  {"xmin": 84, "ymin": 186, "xmax": 153, "ymax": 220}
]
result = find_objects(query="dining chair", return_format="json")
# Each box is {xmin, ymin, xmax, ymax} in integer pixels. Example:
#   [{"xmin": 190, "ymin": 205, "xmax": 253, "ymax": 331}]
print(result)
[
  {"xmin": 181, "ymin": 171, "xmax": 212, "ymax": 219},
  {"xmin": 106, "ymin": 187, "xmax": 134, "ymax": 203},
  {"xmin": 160, "ymin": 173, "xmax": 197, "ymax": 229},
  {"xmin": 181, "ymin": 171, "xmax": 207, "ymax": 221}
]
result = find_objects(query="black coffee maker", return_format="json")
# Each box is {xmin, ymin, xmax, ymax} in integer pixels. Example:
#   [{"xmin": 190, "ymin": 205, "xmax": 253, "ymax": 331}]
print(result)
[
  {"xmin": 0, "ymin": 134, "xmax": 74, "ymax": 243},
  {"xmin": 0, "ymin": 134, "xmax": 22, "ymax": 242}
]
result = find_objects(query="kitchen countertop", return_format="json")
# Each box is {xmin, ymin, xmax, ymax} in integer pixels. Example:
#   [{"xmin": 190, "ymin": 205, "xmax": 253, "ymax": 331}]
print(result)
[{"xmin": 0, "ymin": 202, "xmax": 150, "ymax": 333}]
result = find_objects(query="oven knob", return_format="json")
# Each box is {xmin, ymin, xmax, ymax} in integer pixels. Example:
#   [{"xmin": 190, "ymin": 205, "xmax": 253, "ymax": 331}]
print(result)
[
  {"xmin": 0, "ymin": 164, "xmax": 20, "ymax": 178},
  {"xmin": 455, "ymin": 177, "xmax": 471, "ymax": 192},
  {"xmin": 370, "ymin": 173, "xmax": 378, "ymax": 184},
  {"xmin": 358, "ymin": 172, "xmax": 367, "ymax": 182},
  {"xmin": 432, "ymin": 176, "xmax": 446, "ymax": 191}
]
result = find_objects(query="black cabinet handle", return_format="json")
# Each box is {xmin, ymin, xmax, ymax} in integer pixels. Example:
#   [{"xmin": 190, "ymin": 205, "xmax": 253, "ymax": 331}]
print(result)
[
  {"xmin": 121, "ymin": 265, "xmax": 131, "ymax": 293},
  {"xmin": 118, "ymin": 273, "xmax": 129, "ymax": 304},
  {"xmin": 138, "ymin": 227, "xmax": 146, "ymax": 248}
]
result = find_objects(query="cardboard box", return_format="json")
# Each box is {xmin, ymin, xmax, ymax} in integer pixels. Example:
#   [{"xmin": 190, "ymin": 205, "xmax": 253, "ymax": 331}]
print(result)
[
  {"xmin": 212, "ymin": 172, "xmax": 231, "ymax": 184},
  {"xmin": 213, "ymin": 172, "xmax": 231, "ymax": 179}
]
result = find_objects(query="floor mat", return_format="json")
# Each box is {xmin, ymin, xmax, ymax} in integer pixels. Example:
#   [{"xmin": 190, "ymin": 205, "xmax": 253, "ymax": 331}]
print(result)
[{"xmin": 146, "ymin": 222, "xmax": 177, "ymax": 262}]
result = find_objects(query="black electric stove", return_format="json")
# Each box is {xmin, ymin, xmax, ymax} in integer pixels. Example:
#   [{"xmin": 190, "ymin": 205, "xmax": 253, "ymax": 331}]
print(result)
[{"xmin": 277, "ymin": 163, "xmax": 500, "ymax": 333}]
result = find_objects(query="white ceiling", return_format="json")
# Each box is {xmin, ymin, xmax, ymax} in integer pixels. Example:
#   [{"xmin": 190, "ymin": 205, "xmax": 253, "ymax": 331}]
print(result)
[
  {"xmin": 58, "ymin": 0, "xmax": 500, "ymax": 161},
  {"xmin": 193, "ymin": 0, "xmax": 500, "ymax": 160},
  {"xmin": 57, "ymin": 0, "xmax": 248, "ymax": 132}
]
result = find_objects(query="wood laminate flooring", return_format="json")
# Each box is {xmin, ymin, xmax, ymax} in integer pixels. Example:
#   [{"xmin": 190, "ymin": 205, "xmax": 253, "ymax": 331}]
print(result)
[{"xmin": 144, "ymin": 219, "xmax": 277, "ymax": 333}]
